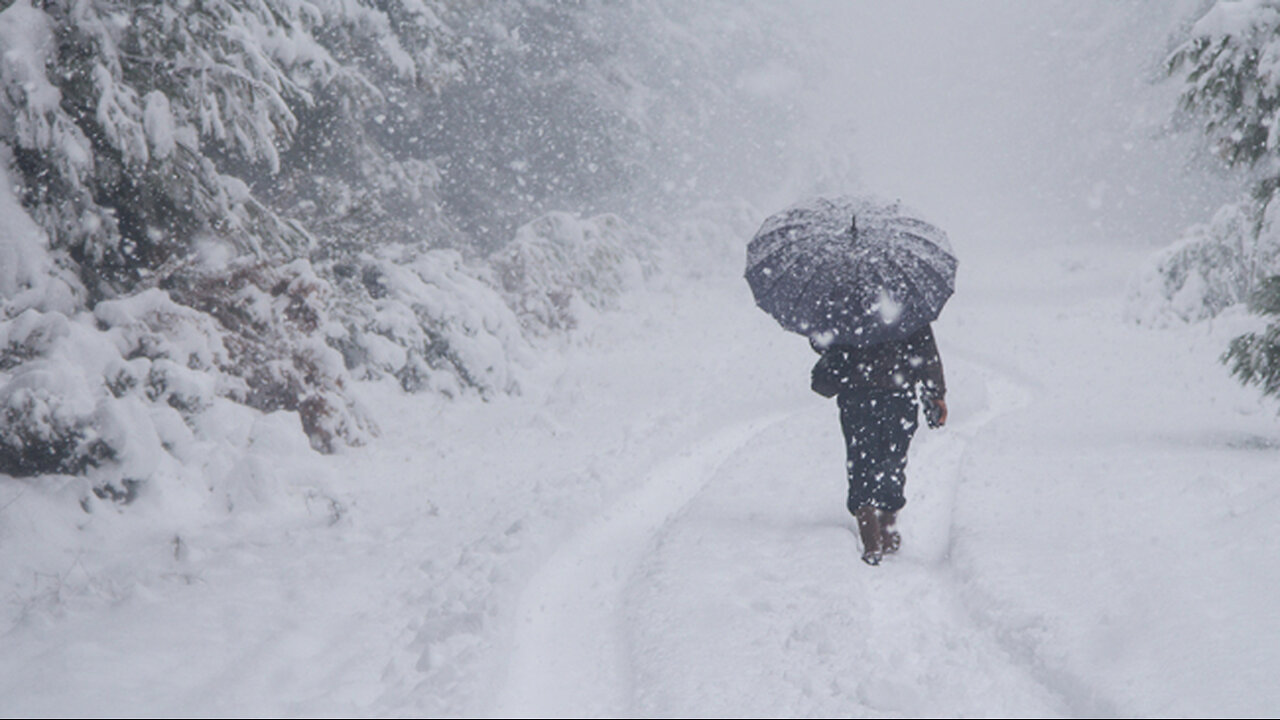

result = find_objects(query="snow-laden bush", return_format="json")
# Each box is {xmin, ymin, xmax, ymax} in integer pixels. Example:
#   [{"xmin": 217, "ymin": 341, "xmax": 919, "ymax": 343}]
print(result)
[
  {"xmin": 0, "ymin": 164, "xmax": 368, "ymax": 489},
  {"xmin": 155, "ymin": 260, "xmax": 373, "ymax": 453},
  {"xmin": 0, "ymin": 302, "xmax": 202, "ymax": 492},
  {"xmin": 0, "ymin": 301, "xmax": 344, "ymax": 511},
  {"xmin": 327, "ymin": 247, "xmax": 528, "ymax": 398},
  {"xmin": 0, "ymin": 273, "xmax": 371, "ymax": 480},
  {"xmin": 1127, "ymin": 202, "xmax": 1280, "ymax": 324},
  {"xmin": 0, "ymin": 311, "xmax": 114, "ymax": 477},
  {"xmin": 491, "ymin": 212, "xmax": 651, "ymax": 334}
]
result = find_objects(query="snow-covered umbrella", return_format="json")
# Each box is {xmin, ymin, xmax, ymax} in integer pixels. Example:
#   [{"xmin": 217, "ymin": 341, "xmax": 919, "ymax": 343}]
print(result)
[{"xmin": 745, "ymin": 195, "xmax": 957, "ymax": 347}]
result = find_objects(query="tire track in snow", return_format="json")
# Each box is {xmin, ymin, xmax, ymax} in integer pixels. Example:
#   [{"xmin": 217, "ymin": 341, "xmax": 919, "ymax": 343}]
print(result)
[
  {"xmin": 906, "ymin": 352, "xmax": 1122, "ymax": 717},
  {"xmin": 616, "ymin": 357, "xmax": 1069, "ymax": 717},
  {"xmin": 907, "ymin": 355, "xmax": 1034, "ymax": 565},
  {"xmin": 490, "ymin": 412, "xmax": 792, "ymax": 718},
  {"xmin": 920, "ymin": 353, "xmax": 1125, "ymax": 718}
]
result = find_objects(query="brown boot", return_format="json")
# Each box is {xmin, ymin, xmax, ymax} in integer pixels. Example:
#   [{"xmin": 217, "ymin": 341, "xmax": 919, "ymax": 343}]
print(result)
[
  {"xmin": 880, "ymin": 511, "xmax": 901, "ymax": 555},
  {"xmin": 856, "ymin": 505, "xmax": 882, "ymax": 565}
]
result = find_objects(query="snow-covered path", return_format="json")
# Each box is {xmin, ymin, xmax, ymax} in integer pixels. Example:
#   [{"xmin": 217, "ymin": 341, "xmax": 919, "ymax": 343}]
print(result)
[
  {"xmin": 623, "ymin": 364, "xmax": 1062, "ymax": 717},
  {"xmin": 3, "ymin": 233, "xmax": 1279, "ymax": 717},
  {"xmin": 484, "ymin": 238, "xmax": 1280, "ymax": 717},
  {"xmin": 491, "ymin": 343, "xmax": 1058, "ymax": 717},
  {"xmin": 493, "ymin": 414, "xmax": 790, "ymax": 717}
]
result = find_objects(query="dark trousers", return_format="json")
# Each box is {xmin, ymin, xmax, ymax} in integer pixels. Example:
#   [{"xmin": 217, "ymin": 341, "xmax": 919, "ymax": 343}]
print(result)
[{"xmin": 838, "ymin": 389, "xmax": 919, "ymax": 514}]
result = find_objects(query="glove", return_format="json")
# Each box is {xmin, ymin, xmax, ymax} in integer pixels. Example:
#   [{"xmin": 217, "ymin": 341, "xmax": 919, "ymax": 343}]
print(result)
[{"xmin": 923, "ymin": 397, "xmax": 947, "ymax": 428}]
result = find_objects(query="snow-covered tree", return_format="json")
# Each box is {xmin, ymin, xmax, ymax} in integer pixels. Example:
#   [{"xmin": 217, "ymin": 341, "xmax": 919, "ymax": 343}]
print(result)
[
  {"xmin": 414, "ymin": 0, "xmax": 803, "ymax": 251},
  {"xmin": 1167, "ymin": 1, "xmax": 1280, "ymax": 177},
  {"xmin": 1151, "ymin": 1, "xmax": 1280, "ymax": 319},
  {"xmin": 0, "ymin": 0, "xmax": 806, "ymax": 494},
  {"xmin": 1161, "ymin": 1, "xmax": 1280, "ymax": 408},
  {"xmin": 0, "ymin": 0, "xmax": 461, "ymax": 484}
]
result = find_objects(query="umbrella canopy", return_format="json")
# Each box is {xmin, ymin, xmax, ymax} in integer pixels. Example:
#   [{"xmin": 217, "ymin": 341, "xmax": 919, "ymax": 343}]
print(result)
[{"xmin": 745, "ymin": 195, "xmax": 957, "ymax": 347}]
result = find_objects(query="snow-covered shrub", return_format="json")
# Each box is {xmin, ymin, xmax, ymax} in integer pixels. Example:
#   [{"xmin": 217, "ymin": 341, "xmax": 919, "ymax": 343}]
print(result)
[
  {"xmin": 326, "ymin": 247, "xmax": 527, "ymax": 398},
  {"xmin": 0, "ymin": 163, "xmax": 110, "ymax": 478},
  {"xmin": 0, "ymin": 312, "xmax": 112, "ymax": 476},
  {"xmin": 155, "ymin": 261, "xmax": 372, "ymax": 452},
  {"xmin": 1128, "ymin": 201, "xmax": 1280, "ymax": 324},
  {"xmin": 0, "ymin": 299, "xmax": 347, "ymax": 508},
  {"xmin": 1, "ymin": 161, "xmax": 369, "ymax": 485},
  {"xmin": 491, "ymin": 212, "xmax": 650, "ymax": 334},
  {"xmin": 0, "ymin": 276, "xmax": 368, "ymax": 488},
  {"xmin": 0, "ymin": 304, "xmax": 184, "ymax": 491}
]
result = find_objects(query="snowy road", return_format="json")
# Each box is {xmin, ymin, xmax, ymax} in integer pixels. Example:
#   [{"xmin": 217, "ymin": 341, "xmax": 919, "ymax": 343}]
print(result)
[
  {"xmin": 490, "ymin": 347, "xmax": 1061, "ymax": 717},
  {"xmin": 3, "ymin": 240, "xmax": 1279, "ymax": 717},
  {"xmin": 487, "ymin": 241, "xmax": 1280, "ymax": 717},
  {"xmin": 493, "ymin": 414, "xmax": 791, "ymax": 717}
]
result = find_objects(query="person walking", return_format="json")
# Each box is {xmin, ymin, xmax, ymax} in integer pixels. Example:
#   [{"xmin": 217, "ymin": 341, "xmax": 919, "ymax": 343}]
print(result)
[
  {"xmin": 810, "ymin": 323, "xmax": 947, "ymax": 565},
  {"xmin": 744, "ymin": 195, "xmax": 957, "ymax": 565}
]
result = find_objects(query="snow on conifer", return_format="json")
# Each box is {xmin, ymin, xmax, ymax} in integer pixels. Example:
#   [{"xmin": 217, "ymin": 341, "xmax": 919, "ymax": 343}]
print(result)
[
  {"xmin": 0, "ymin": 0, "xmax": 805, "ymax": 512},
  {"xmin": 1131, "ymin": 0, "xmax": 1280, "ymax": 410},
  {"xmin": 1136, "ymin": 1, "xmax": 1280, "ymax": 322}
]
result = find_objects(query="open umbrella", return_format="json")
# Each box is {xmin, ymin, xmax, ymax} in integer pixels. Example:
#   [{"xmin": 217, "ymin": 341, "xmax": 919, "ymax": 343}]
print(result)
[{"xmin": 745, "ymin": 195, "xmax": 957, "ymax": 347}]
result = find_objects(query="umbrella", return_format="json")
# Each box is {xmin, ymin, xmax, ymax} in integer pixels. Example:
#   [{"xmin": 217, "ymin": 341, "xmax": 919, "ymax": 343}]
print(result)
[{"xmin": 745, "ymin": 195, "xmax": 957, "ymax": 347}]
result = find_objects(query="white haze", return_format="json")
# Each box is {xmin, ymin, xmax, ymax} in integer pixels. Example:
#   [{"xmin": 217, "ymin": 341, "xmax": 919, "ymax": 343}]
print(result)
[{"xmin": 759, "ymin": 0, "xmax": 1237, "ymax": 252}]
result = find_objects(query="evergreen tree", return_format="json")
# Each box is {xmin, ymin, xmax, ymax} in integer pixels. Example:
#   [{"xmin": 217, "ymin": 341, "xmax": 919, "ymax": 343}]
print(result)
[
  {"xmin": 1165, "ymin": 1, "xmax": 1280, "ymax": 407},
  {"xmin": 0, "ymin": 0, "xmax": 806, "ymax": 483},
  {"xmin": 1158, "ymin": 2, "xmax": 1280, "ymax": 317}
]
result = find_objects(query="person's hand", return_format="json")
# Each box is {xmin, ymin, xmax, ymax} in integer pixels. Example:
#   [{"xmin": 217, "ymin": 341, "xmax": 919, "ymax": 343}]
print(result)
[{"xmin": 924, "ymin": 397, "xmax": 948, "ymax": 428}]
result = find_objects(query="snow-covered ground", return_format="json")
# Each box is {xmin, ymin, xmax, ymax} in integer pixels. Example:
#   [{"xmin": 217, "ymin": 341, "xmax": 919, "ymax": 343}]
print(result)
[
  {"xmin": 2, "ymin": 213, "xmax": 1278, "ymax": 716},
  {"xmin": 7, "ymin": 1, "xmax": 1280, "ymax": 716}
]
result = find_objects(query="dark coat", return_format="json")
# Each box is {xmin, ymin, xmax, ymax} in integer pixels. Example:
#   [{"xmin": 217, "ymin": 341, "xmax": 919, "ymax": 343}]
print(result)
[{"xmin": 810, "ymin": 324, "xmax": 946, "ymax": 400}]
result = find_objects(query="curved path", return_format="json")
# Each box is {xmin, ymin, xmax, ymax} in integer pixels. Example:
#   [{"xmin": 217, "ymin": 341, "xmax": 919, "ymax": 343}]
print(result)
[
  {"xmin": 491, "ymin": 413, "xmax": 792, "ymax": 718},
  {"xmin": 492, "ymin": 355, "xmax": 1048, "ymax": 717}
]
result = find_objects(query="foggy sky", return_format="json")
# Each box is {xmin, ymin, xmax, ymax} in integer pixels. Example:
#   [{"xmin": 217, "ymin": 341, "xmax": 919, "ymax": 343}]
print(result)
[{"xmin": 750, "ymin": 0, "xmax": 1235, "ymax": 252}]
